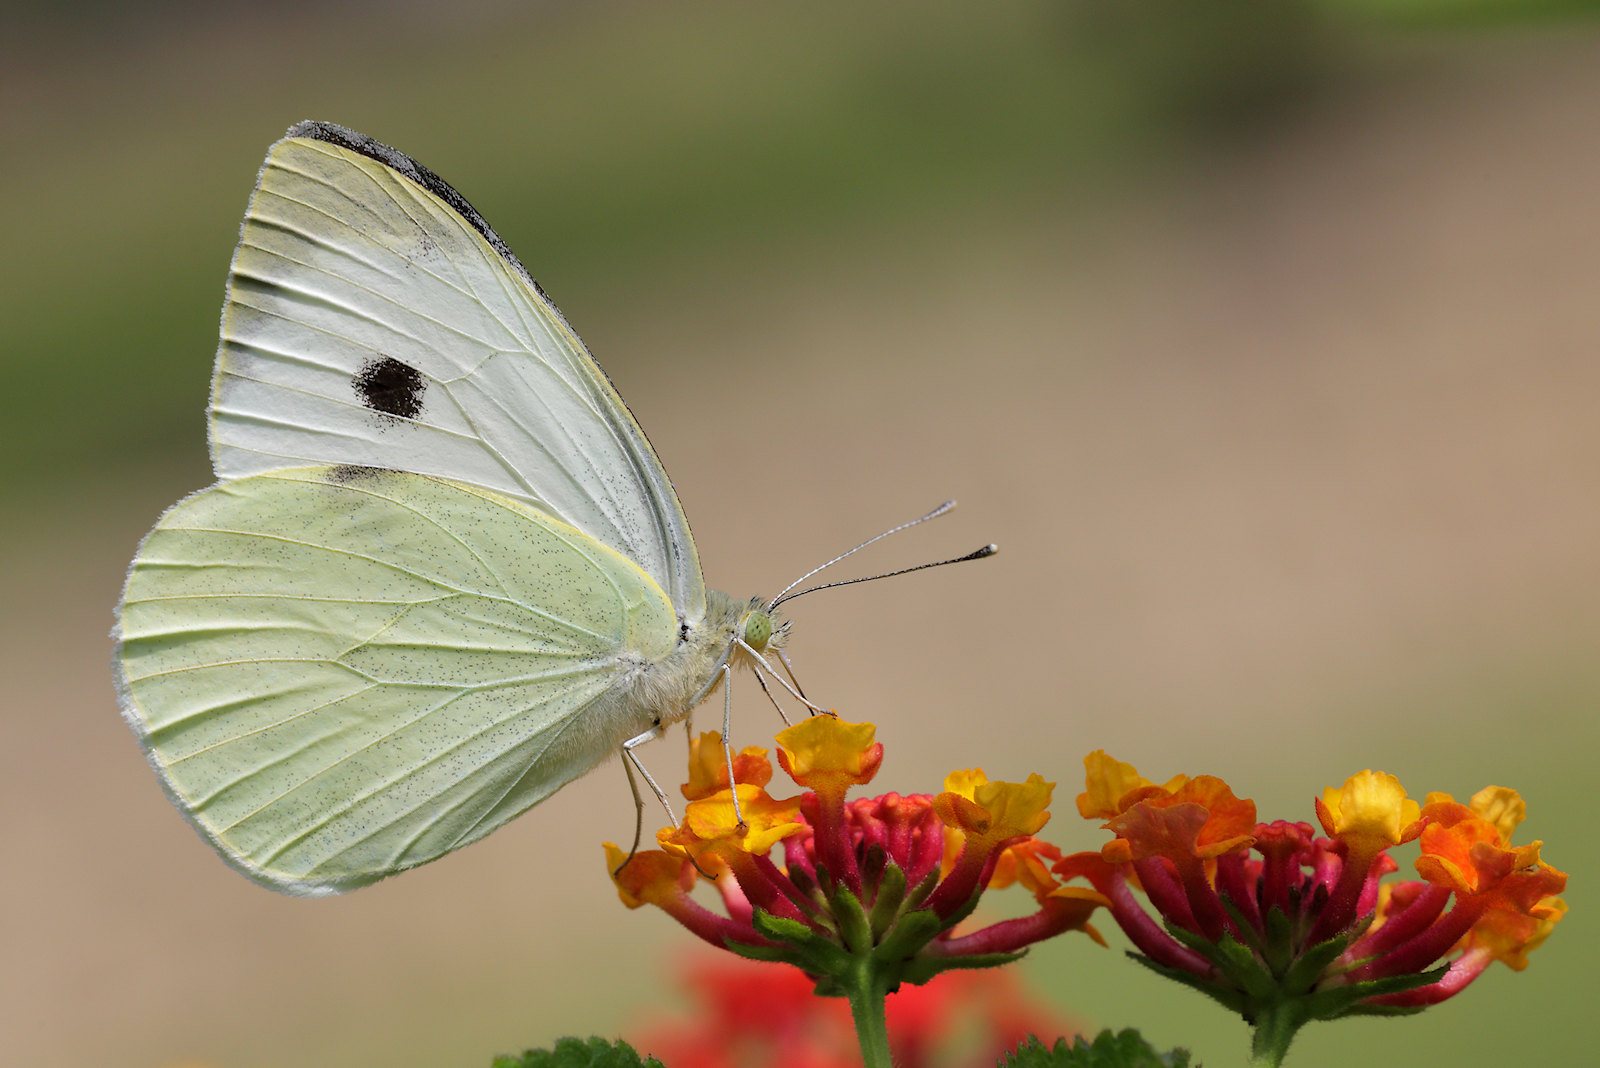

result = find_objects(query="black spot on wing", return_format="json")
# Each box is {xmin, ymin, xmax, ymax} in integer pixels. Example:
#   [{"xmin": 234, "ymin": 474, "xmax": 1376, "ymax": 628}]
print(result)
[
  {"xmin": 354, "ymin": 356, "xmax": 425, "ymax": 419},
  {"xmin": 327, "ymin": 464, "xmax": 392, "ymax": 485},
  {"xmin": 285, "ymin": 122, "xmax": 687, "ymax": 586}
]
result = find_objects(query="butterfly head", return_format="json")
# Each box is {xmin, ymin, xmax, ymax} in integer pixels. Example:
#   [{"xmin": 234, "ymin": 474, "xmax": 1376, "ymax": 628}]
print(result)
[
  {"xmin": 741, "ymin": 607, "xmax": 774, "ymax": 652},
  {"xmin": 726, "ymin": 596, "xmax": 789, "ymax": 663}
]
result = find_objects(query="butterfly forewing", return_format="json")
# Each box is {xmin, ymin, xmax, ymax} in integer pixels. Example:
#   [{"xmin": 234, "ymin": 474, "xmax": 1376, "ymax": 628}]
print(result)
[
  {"xmin": 210, "ymin": 126, "xmax": 705, "ymax": 622},
  {"xmin": 116, "ymin": 467, "xmax": 681, "ymax": 894}
]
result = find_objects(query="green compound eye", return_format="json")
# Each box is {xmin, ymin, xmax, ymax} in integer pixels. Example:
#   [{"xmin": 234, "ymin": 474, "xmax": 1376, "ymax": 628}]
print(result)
[{"xmin": 743, "ymin": 610, "xmax": 773, "ymax": 650}]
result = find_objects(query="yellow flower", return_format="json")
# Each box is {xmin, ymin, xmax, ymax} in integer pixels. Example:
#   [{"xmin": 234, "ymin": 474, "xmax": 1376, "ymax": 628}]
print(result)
[
  {"xmin": 936, "ymin": 770, "xmax": 1054, "ymax": 840},
  {"xmin": 1468, "ymin": 785, "xmax": 1526, "ymax": 844},
  {"xmin": 1317, "ymin": 770, "xmax": 1421, "ymax": 851},
  {"xmin": 1077, "ymin": 750, "xmax": 1188, "ymax": 819},
  {"xmin": 943, "ymin": 768, "xmax": 990, "ymax": 799},
  {"xmin": 661, "ymin": 784, "xmax": 805, "ymax": 858},
  {"xmin": 775, "ymin": 714, "xmax": 883, "ymax": 791}
]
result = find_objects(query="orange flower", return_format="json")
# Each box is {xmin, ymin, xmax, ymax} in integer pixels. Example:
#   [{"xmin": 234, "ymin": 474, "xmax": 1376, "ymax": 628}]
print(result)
[
  {"xmin": 1077, "ymin": 750, "xmax": 1188, "ymax": 820},
  {"xmin": 1059, "ymin": 754, "xmax": 1572, "ymax": 1031},
  {"xmin": 605, "ymin": 844, "xmax": 695, "ymax": 909},
  {"xmin": 1099, "ymin": 775, "xmax": 1256, "ymax": 866},
  {"xmin": 1464, "ymin": 895, "xmax": 1567, "ymax": 971},
  {"xmin": 682, "ymin": 730, "xmax": 773, "ymax": 800},
  {"xmin": 1400, "ymin": 786, "xmax": 1568, "ymax": 978}
]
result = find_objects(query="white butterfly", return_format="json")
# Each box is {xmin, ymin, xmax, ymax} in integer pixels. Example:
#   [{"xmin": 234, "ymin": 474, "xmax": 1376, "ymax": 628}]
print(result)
[{"xmin": 113, "ymin": 122, "xmax": 787, "ymax": 896}]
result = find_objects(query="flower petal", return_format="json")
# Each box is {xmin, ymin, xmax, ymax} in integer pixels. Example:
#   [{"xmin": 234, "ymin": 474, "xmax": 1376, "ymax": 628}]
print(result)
[
  {"xmin": 775, "ymin": 715, "xmax": 883, "ymax": 790},
  {"xmin": 1318, "ymin": 770, "xmax": 1421, "ymax": 851},
  {"xmin": 682, "ymin": 731, "xmax": 772, "ymax": 801}
]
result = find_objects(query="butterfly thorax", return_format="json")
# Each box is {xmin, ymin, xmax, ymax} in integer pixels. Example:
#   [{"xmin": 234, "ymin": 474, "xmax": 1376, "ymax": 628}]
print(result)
[{"xmin": 588, "ymin": 589, "xmax": 766, "ymax": 739}]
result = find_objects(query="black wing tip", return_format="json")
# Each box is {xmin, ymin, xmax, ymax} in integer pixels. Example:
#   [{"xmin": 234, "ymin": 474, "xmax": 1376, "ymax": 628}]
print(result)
[
  {"xmin": 286, "ymin": 119, "xmax": 364, "ymax": 147},
  {"xmin": 279, "ymin": 120, "xmax": 541, "ymax": 293},
  {"xmin": 285, "ymin": 121, "xmax": 423, "ymax": 180}
]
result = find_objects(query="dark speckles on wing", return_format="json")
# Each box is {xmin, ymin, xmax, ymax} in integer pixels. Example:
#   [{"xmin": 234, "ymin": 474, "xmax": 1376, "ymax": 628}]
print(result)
[
  {"xmin": 326, "ymin": 464, "xmax": 393, "ymax": 485},
  {"xmin": 354, "ymin": 356, "xmax": 426, "ymax": 420}
]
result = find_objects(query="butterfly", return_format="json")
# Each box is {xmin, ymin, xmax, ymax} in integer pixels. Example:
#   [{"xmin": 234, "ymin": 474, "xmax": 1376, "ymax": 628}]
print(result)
[{"xmin": 113, "ymin": 122, "xmax": 792, "ymax": 896}]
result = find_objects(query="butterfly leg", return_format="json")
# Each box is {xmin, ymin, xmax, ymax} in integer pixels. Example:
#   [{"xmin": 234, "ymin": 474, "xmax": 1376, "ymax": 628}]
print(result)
[
  {"xmin": 622, "ymin": 721, "xmax": 677, "ymax": 823},
  {"xmin": 614, "ymin": 757, "xmax": 648, "ymax": 877},
  {"xmin": 752, "ymin": 669, "xmax": 794, "ymax": 727},
  {"xmin": 716, "ymin": 663, "xmax": 751, "ymax": 831},
  {"xmin": 613, "ymin": 722, "xmax": 681, "ymax": 876},
  {"xmin": 737, "ymin": 639, "xmax": 830, "ymax": 714},
  {"xmin": 777, "ymin": 647, "xmax": 819, "ymax": 718}
]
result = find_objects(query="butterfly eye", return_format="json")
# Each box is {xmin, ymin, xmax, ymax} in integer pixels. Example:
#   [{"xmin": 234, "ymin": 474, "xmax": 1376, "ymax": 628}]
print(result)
[{"xmin": 742, "ymin": 610, "xmax": 773, "ymax": 651}]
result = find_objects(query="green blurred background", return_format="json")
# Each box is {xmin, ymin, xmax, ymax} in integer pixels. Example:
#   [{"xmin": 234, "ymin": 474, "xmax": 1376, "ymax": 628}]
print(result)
[{"xmin": 3, "ymin": 1, "xmax": 1596, "ymax": 1064}]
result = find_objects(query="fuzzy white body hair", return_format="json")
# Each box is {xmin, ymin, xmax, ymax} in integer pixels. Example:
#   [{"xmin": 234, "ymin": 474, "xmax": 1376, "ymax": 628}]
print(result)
[{"xmin": 546, "ymin": 588, "xmax": 769, "ymax": 771}]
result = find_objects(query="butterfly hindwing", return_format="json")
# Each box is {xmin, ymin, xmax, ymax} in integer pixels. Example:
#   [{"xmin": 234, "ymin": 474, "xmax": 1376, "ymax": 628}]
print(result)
[
  {"xmin": 210, "ymin": 124, "xmax": 705, "ymax": 623},
  {"xmin": 115, "ymin": 467, "xmax": 680, "ymax": 894}
]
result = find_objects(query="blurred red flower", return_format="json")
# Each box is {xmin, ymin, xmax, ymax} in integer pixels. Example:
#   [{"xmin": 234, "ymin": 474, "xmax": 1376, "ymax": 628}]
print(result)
[{"xmin": 629, "ymin": 956, "xmax": 1077, "ymax": 1068}]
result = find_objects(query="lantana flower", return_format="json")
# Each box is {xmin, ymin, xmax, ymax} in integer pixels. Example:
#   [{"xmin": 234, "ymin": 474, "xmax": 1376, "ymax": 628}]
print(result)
[
  {"xmin": 1055, "ymin": 752, "xmax": 1568, "ymax": 1067},
  {"xmin": 605, "ymin": 716, "xmax": 1106, "ymax": 1068}
]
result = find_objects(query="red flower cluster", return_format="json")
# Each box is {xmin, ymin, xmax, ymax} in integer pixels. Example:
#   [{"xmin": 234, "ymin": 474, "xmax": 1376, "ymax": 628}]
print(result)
[
  {"xmin": 1057, "ymin": 753, "xmax": 1567, "ymax": 1023},
  {"xmin": 606, "ymin": 716, "xmax": 1106, "ymax": 990}
]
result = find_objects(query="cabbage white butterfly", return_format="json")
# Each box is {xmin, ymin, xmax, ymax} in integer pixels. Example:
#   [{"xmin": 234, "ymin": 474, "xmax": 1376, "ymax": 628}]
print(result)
[{"xmin": 113, "ymin": 122, "xmax": 791, "ymax": 896}]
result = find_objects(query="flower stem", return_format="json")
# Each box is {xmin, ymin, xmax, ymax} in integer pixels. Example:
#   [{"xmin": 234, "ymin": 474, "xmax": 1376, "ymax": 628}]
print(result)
[
  {"xmin": 1248, "ymin": 999, "xmax": 1310, "ymax": 1068},
  {"xmin": 843, "ymin": 958, "xmax": 893, "ymax": 1068}
]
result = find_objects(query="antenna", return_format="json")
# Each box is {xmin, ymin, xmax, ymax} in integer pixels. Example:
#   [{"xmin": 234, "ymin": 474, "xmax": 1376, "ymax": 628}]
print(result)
[
  {"xmin": 766, "ymin": 500, "xmax": 958, "ymax": 610},
  {"xmin": 768, "ymin": 543, "xmax": 997, "ymax": 609}
]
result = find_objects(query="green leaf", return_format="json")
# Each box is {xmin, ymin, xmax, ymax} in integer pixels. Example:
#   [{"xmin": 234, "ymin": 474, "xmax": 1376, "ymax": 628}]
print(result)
[
  {"xmin": 722, "ymin": 938, "xmax": 796, "ymax": 964},
  {"xmin": 903, "ymin": 867, "xmax": 943, "ymax": 912},
  {"xmin": 998, "ymin": 1028, "xmax": 1193, "ymax": 1066},
  {"xmin": 901, "ymin": 948, "xmax": 1028, "ymax": 986},
  {"xmin": 491, "ymin": 1036, "xmax": 665, "ymax": 1068},
  {"xmin": 1218, "ymin": 897, "xmax": 1267, "ymax": 960},
  {"xmin": 743, "ymin": 911, "xmax": 852, "ymax": 975},
  {"xmin": 1127, "ymin": 952, "xmax": 1247, "ymax": 1015},
  {"xmin": 867, "ymin": 860, "xmax": 908, "ymax": 941},
  {"xmin": 872, "ymin": 906, "xmax": 946, "ymax": 963},
  {"xmin": 1164, "ymin": 925, "xmax": 1271, "ymax": 1001},
  {"xmin": 1258, "ymin": 906, "xmax": 1296, "ymax": 975},
  {"xmin": 829, "ymin": 879, "xmax": 875, "ymax": 952},
  {"xmin": 1300, "ymin": 965, "xmax": 1449, "ymax": 1021},
  {"xmin": 750, "ymin": 909, "xmax": 821, "ymax": 947},
  {"xmin": 1279, "ymin": 931, "xmax": 1353, "ymax": 995},
  {"xmin": 937, "ymin": 881, "xmax": 988, "ymax": 930}
]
